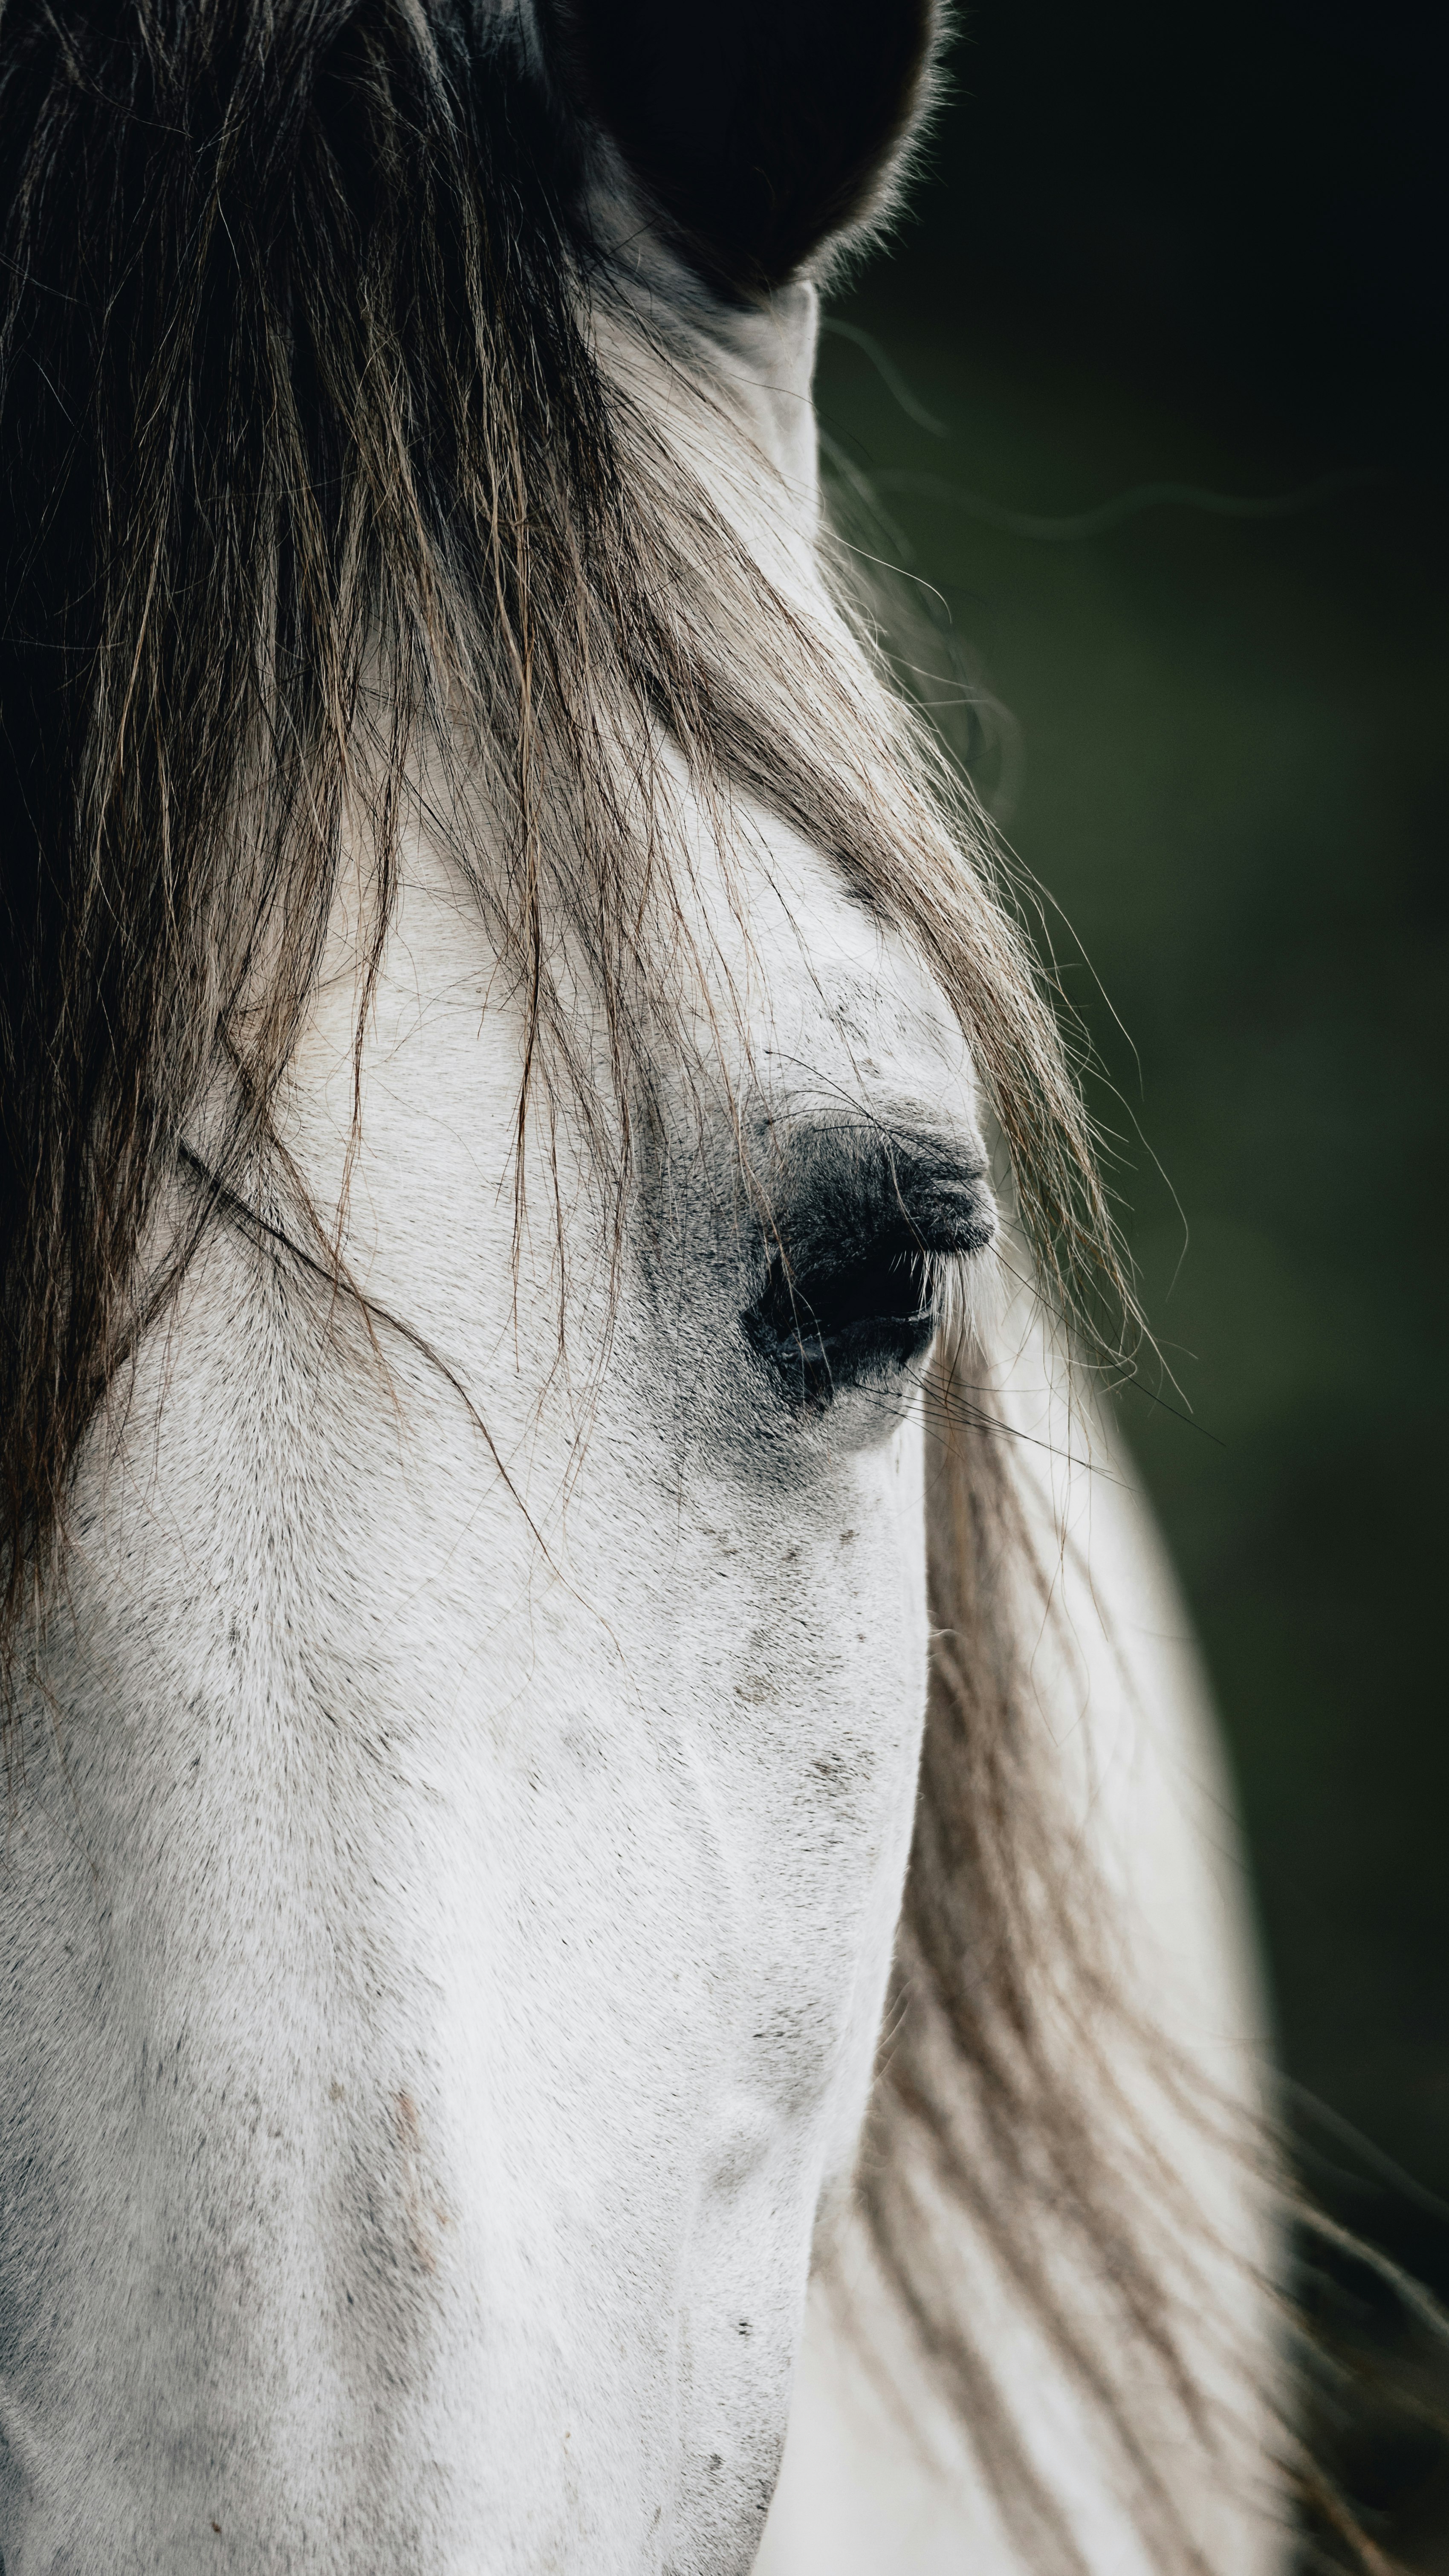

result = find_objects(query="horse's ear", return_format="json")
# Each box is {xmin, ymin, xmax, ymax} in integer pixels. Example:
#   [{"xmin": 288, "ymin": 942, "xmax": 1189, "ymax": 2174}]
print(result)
[{"xmin": 541, "ymin": 0, "xmax": 940, "ymax": 301}]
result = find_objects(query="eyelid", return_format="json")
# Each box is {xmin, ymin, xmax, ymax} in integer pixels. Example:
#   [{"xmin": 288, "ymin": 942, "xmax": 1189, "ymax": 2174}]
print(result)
[
  {"xmin": 739, "ymin": 1120, "xmax": 996, "ymax": 1407},
  {"xmin": 753, "ymin": 1115, "xmax": 994, "ymax": 1259}
]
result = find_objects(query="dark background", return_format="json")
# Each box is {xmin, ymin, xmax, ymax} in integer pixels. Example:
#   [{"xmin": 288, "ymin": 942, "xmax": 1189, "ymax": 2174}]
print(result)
[{"xmin": 819, "ymin": 3, "xmax": 1447, "ymax": 2556}]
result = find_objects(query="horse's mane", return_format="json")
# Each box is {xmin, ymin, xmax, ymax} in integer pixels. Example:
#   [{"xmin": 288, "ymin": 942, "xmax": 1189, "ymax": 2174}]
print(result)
[{"xmin": 0, "ymin": 5, "xmax": 1275, "ymax": 2564}]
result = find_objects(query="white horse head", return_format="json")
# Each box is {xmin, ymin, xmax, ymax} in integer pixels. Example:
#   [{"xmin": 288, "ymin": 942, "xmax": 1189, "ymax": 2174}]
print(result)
[{"xmin": 0, "ymin": 3, "xmax": 1278, "ymax": 2569}]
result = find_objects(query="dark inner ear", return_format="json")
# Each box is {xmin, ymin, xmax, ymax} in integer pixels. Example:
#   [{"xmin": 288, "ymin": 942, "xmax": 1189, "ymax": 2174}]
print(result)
[{"xmin": 542, "ymin": 0, "xmax": 938, "ymax": 301}]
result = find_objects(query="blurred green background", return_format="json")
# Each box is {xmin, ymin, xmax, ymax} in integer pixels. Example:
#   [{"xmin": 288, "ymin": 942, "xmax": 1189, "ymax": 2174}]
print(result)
[{"xmin": 818, "ymin": 1, "xmax": 1446, "ymax": 2553}]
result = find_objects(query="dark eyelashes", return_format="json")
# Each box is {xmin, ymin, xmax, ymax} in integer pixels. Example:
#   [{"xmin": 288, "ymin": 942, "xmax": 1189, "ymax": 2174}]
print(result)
[
  {"xmin": 741, "ymin": 1188, "xmax": 994, "ymax": 1410},
  {"xmin": 744, "ymin": 1237, "xmax": 932, "ymax": 1407}
]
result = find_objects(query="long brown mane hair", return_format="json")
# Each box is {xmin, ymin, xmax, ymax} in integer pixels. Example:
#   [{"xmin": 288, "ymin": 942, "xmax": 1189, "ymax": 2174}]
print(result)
[{"xmin": 0, "ymin": 3, "xmax": 1284, "ymax": 2564}]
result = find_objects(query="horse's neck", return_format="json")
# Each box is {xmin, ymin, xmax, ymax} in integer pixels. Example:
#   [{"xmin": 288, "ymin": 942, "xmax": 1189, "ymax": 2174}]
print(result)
[{"xmin": 761, "ymin": 1305, "xmax": 1281, "ymax": 2576}]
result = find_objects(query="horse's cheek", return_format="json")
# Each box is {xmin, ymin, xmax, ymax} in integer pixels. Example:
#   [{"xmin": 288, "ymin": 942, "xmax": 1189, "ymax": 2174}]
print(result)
[{"xmin": 444, "ymin": 1381, "xmax": 932, "ymax": 2559}]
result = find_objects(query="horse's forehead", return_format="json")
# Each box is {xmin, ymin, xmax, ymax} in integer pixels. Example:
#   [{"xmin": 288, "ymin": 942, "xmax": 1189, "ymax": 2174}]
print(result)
[
  {"xmin": 688, "ymin": 811, "xmax": 969, "ymax": 1109},
  {"xmin": 761, "ymin": 946, "xmax": 967, "ymax": 1127}
]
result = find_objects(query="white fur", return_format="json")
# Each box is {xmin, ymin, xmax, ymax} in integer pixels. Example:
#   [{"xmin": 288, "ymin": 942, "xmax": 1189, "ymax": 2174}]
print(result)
[{"xmin": 0, "ymin": 287, "xmax": 1276, "ymax": 2574}]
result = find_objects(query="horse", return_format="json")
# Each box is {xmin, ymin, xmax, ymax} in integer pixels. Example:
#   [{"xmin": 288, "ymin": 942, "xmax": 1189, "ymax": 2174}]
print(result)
[{"xmin": 0, "ymin": 0, "xmax": 1281, "ymax": 2566}]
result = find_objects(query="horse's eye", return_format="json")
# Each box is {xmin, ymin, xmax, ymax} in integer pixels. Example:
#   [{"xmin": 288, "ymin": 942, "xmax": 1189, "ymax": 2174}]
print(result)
[
  {"xmin": 743, "ymin": 1225, "xmax": 936, "ymax": 1404},
  {"xmin": 740, "ymin": 1148, "xmax": 993, "ymax": 1409}
]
